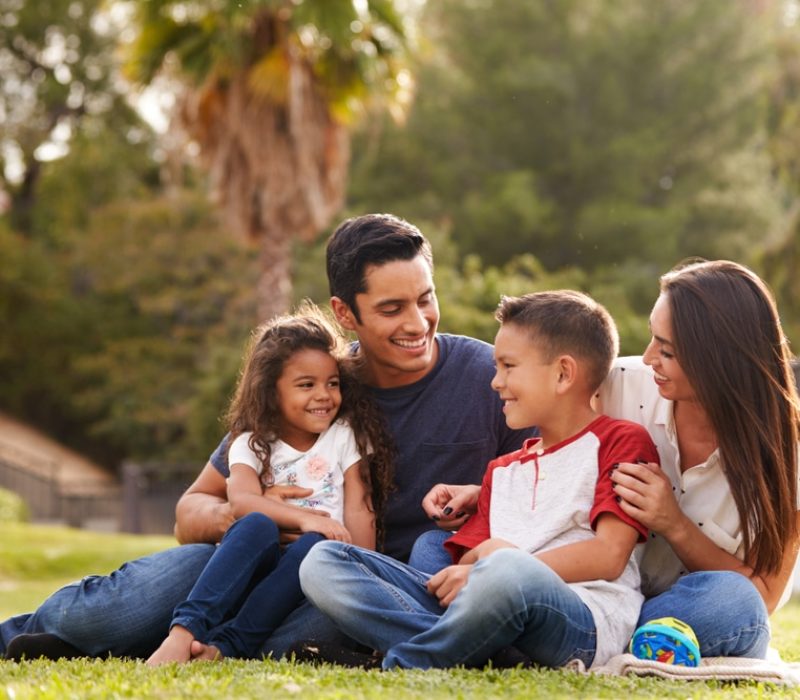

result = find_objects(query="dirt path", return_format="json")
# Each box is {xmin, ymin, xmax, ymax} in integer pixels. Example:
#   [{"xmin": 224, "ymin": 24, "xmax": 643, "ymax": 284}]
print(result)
[{"xmin": 0, "ymin": 412, "xmax": 115, "ymax": 487}]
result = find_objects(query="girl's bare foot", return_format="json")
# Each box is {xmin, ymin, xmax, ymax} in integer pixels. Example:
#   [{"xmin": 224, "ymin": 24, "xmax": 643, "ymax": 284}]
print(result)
[
  {"xmin": 190, "ymin": 640, "xmax": 224, "ymax": 662},
  {"xmin": 146, "ymin": 627, "xmax": 194, "ymax": 666}
]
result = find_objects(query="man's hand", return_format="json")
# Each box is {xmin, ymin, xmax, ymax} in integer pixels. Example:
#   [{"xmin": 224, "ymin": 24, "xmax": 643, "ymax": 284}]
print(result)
[
  {"xmin": 427, "ymin": 564, "xmax": 473, "ymax": 607},
  {"xmin": 263, "ymin": 484, "xmax": 332, "ymax": 544},
  {"xmin": 421, "ymin": 483, "xmax": 481, "ymax": 530}
]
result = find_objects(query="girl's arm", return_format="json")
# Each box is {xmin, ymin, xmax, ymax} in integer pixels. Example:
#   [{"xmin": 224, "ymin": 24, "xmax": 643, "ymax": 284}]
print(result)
[
  {"xmin": 228, "ymin": 464, "xmax": 351, "ymax": 541},
  {"xmin": 613, "ymin": 460, "xmax": 800, "ymax": 612},
  {"xmin": 342, "ymin": 459, "xmax": 376, "ymax": 550}
]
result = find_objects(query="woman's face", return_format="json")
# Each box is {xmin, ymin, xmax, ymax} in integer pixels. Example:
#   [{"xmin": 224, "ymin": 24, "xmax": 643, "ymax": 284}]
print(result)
[{"xmin": 642, "ymin": 293, "xmax": 697, "ymax": 403}]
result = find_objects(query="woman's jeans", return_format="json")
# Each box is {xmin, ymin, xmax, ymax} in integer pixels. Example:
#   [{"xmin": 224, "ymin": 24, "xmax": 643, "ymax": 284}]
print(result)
[
  {"xmin": 405, "ymin": 528, "xmax": 772, "ymax": 659},
  {"xmin": 300, "ymin": 541, "xmax": 597, "ymax": 670},
  {"xmin": 171, "ymin": 512, "xmax": 324, "ymax": 659}
]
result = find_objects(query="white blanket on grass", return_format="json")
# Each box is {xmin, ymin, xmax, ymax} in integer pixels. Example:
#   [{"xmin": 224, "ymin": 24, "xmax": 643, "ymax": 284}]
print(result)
[{"xmin": 565, "ymin": 654, "xmax": 800, "ymax": 687}]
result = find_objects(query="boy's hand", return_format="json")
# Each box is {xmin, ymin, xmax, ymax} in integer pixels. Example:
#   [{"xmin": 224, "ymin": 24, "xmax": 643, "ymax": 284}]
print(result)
[
  {"xmin": 421, "ymin": 483, "xmax": 480, "ymax": 529},
  {"xmin": 300, "ymin": 513, "xmax": 352, "ymax": 543},
  {"xmin": 427, "ymin": 564, "xmax": 473, "ymax": 607}
]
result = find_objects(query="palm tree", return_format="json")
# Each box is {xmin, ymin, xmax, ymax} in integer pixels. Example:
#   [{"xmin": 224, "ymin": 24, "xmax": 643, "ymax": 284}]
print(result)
[{"xmin": 127, "ymin": 0, "xmax": 411, "ymax": 320}]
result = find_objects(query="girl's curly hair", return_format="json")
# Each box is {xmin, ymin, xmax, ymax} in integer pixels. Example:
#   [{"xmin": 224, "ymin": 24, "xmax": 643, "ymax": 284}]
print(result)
[{"xmin": 225, "ymin": 301, "xmax": 395, "ymax": 547}]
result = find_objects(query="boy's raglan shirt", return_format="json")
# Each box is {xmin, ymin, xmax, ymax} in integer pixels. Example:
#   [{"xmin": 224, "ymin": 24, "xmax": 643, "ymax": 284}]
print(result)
[{"xmin": 445, "ymin": 414, "xmax": 660, "ymax": 667}]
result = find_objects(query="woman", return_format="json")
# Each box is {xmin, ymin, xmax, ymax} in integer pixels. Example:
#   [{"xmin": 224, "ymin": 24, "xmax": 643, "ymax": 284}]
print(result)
[{"xmin": 421, "ymin": 260, "xmax": 800, "ymax": 658}]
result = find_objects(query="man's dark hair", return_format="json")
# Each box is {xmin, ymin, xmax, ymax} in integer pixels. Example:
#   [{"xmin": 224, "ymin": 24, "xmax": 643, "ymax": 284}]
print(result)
[{"xmin": 326, "ymin": 213, "xmax": 433, "ymax": 322}]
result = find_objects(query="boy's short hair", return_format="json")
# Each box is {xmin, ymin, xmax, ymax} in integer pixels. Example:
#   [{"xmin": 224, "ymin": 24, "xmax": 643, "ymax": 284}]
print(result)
[
  {"xmin": 326, "ymin": 213, "xmax": 433, "ymax": 322},
  {"xmin": 496, "ymin": 291, "xmax": 619, "ymax": 392}
]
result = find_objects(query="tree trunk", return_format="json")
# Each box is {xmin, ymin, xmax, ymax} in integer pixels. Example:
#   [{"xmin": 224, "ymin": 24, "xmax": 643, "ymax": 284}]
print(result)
[{"xmin": 256, "ymin": 232, "xmax": 293, "ymax": 322}]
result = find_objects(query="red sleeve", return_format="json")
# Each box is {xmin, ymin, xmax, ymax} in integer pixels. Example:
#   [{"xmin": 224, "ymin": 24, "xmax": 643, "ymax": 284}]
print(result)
[
  {"xmin": 443, "ymin": 458, "xmax": 498, "ymax": 563},
  {"xmin": 590, "ymin": 417, "xmax": 660, "ymax": 542}
]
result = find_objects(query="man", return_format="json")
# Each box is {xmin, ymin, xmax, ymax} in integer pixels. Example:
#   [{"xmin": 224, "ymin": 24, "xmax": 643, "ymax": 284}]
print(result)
[{"xmin": 3, "ymin": 213, "xmax": 532, "ymax": 661}]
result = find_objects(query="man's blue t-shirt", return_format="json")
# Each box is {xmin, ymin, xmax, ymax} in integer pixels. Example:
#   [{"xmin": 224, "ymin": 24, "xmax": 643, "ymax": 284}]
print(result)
[{"xmin": 209, "ymin": 333, "xmax": 534, "ymax": 561}]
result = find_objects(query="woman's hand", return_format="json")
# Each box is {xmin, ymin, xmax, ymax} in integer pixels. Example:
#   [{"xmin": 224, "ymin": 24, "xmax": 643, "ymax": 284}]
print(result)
[
  {"xmin": 610, "ymin": 461, "xmax": 686, "ymax": 535},
  {"xmin": 421, "ymin": 483, "xmax": 480, "ymax": 529},
  {"xmin": 427, "ymin": 564, "xmax": 473, "ymax": 607},
  {"xmin": 299, "ymin": 513, "xmax": 352, "ymax": 543}
]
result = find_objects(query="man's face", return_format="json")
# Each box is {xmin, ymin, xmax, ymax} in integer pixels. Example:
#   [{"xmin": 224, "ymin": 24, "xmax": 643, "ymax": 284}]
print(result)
[{"xmin": 333, "ymin": 255, "xmax": 440, "ymax": 388}]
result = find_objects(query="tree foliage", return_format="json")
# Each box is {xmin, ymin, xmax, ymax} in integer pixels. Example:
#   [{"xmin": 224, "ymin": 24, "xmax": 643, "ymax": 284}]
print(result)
[
  {"xmin": 125, "ymin": 0, "xmax": 411, "ymax": 320},
  {"xmin": 349, "ymin": 0, "xmax": 782, "ymax": 272},
  {"xmin": 0, "ymin": 0, "xmax": 144, "ymax": 235}
]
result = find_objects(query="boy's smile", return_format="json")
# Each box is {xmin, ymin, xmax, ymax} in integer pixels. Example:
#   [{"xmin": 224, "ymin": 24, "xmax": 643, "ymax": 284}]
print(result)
[{"xmin": 491, "ymin": 324, "xmax": 558, "ymax": 430}]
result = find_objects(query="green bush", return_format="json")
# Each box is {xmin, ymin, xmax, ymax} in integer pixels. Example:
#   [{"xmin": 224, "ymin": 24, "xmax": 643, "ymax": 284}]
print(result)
[{"xmin": 0, "ymin": 488, "xmax": 29, "ymax": 523}]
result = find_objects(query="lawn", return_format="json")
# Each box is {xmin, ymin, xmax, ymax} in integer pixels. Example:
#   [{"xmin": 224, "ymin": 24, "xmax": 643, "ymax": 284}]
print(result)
[{"xmin": 1, "ymin": 523, "xmax": 798, "ymax": 699}]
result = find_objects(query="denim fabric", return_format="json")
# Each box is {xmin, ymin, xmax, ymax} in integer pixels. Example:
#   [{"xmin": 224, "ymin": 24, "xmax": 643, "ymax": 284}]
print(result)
[
  {"xmin": 0, "ymin": 543, "xmax": 216, "ymax": 658},
  {"xmin": 172, "ymin": 512, "xmax": 323, "ymax": 659},
  {"xmin": 407, "ymin": 528, "xmax": 453, "ymax": 574},
  {"xmin": 300, "ymin": 541, "xmax": 597, "ymax": 670},
  {"xmin": 639, "ymin": 570, "xmax": 770, "ymax": 658},
  {"xmin": 259, "ymin": 598, "xmax": 353, "ymax": 658}
]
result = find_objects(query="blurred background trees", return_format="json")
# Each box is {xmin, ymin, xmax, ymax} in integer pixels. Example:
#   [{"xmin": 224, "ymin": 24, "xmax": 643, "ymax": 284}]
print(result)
[{"xmin": 1, "ymin": 0, "xmax": 799, "ymax": 470}]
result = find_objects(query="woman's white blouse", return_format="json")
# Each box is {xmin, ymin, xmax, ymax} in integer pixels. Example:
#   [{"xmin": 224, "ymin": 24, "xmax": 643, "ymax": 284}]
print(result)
[{"xmin": 597, "ymin": 356, "xmax": 798, "ymax": 607}]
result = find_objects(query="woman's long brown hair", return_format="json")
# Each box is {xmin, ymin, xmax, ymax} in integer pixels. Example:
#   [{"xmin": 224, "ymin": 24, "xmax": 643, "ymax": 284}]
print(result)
[{"xmin": 662, "ymin": 260, "xmax": 799, "ymax": 575}]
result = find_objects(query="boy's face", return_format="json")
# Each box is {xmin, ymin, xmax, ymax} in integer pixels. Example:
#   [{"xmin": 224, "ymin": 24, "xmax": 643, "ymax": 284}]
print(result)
[
  {"xmin": 333, "ymin": 255, "xmax": 440, "ymax": 388},
  {"xmin": 491, "ymin": 323, "xmax": 558, "ymax": 430}
]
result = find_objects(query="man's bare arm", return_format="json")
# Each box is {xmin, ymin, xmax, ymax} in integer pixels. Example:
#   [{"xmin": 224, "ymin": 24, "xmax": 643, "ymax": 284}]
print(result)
[{"xmin": 173, "ymin": 462, "xmax": 233, "ymax": 544}]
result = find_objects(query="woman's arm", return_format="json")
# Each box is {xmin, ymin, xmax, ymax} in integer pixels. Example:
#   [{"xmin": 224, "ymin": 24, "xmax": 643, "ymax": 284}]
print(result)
[
  {"xmin": 342, "ymin": 460, "xmax": 376, "ymax": 550},
  {"xmin": 228, "ymin": 464, "xmax": 352, "ymax": 542},
  {"xmin": 613, "ymin": 460, "xmax": 800, "ymax": 612}
]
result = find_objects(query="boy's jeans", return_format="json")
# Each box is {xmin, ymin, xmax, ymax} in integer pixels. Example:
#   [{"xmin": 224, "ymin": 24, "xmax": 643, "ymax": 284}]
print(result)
[
  {"xmin": 300, "ymin": 541, "xmax": 597, "ymax": 670},
  {"xmin": 408, "ymin": 528, "xmax": 770, "ymax": 659}
]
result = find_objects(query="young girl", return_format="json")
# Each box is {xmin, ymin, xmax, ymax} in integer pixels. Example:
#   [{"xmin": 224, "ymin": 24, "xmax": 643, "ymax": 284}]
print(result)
[{"xmin": 147, "ymin": 303, "xmax": 393, "ymax": 665}]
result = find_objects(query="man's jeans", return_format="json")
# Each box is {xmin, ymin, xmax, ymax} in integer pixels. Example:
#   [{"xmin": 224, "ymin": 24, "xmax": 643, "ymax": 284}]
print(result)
[
  {"xmin": 171, "ymin": 512, "xmax": 323, "ymax": 659},
  {"xmin": 0, "ymin": 532, "xmax": 343, "ymax": 659},
  {"xmin": 300, "ymin": 541, "xmax": 597, "ymax": 670},
  {"xmin": 407, "ymin": 528, "xmax": 771, "ymax": 659},
  {"xmin": 0, "ymin": 543, "xmax": 216, "ymax": 658}
]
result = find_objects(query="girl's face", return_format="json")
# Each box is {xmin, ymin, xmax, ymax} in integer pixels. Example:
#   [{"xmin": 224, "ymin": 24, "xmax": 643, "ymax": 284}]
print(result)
[
  {"xmin": 275, "ymin": 348, "xmax": 342, "ymax": 451},
  {"xmin": 642, "ymin": 293, "xmax": 697, "ymax": 403}
]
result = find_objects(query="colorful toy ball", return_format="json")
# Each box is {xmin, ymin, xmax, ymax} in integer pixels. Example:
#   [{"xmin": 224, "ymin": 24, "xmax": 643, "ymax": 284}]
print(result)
[{"xmin": 629, "ymin": 617, "xmax": 701, "ymax": 667}]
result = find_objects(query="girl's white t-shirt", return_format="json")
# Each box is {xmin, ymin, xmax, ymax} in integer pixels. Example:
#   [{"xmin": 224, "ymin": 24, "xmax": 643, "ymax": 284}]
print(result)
[{"xmin": 227, "ymin": 419, "xmax": 362, "ymax": 523}]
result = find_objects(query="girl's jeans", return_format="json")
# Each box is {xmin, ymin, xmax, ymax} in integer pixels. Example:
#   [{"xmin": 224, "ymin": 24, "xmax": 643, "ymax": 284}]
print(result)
[{"xmin": 171, "ymin": 512, "xmax": 324, "ymax": 659}]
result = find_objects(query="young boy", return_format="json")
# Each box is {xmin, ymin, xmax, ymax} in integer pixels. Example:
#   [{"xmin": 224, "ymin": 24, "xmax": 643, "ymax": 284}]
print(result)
[{"xmin": 298, "ymin": 290, "xmax": 659, "ymax": 670}]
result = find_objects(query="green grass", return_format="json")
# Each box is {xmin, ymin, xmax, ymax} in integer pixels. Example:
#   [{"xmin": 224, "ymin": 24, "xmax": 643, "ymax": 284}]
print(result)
[{"xmin": 0, "ymin": 523, "xmax": 798, "ymax": 699}]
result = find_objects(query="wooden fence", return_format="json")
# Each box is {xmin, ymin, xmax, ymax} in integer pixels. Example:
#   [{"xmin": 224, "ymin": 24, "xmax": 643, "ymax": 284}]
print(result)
[{"xmin": 0, "ymin": 453, "xmax": 197, "ymax": 535}]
